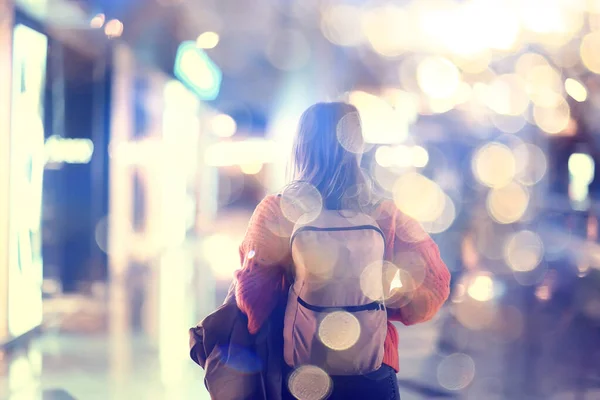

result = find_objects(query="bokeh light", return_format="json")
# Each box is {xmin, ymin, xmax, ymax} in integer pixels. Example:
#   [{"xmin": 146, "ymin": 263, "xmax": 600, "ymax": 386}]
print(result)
[
  {"xmin": 90, "ymin": 13, "xmax": 105, "ymax": 29},
  {"xmin": 210, "ymin": 113, "xmax": 237, "ymax": 137},
  {"xmin": 417, "ymin": 56, "xmax": 461, "ymax": 100},
  {"xmin": 472, "ymin": 143, "xmax": 516, "ymax": 188},
  {"xmin": 514, "ymin": 143, "xmax": 548, "ymax": 186},
  {"xmin": 104, "ymin": 19, "xmax": 124, "ymax": 39},
  {"xmin": 484, "ymin": 74, "xmax": 529, "ymax": 116},
  {"xmin": 336, "ymin": 111, "xmax": 364, "ymax": 154},
  {"xmin": 318, "ymin": 311, "xmax": 361, "ymax": 351},
  {"xmin": 280, "ymin": 181, "xmax": 323, "ymax": 224},
  {"xmin": 392, "ymin": 172, "xmax": 445, "ymax": 223},
  {"xmin": 487, "ymin": 182, "xmax": 530, "ymax": 224},
  {"xmin": 196, "ymin": 32, "xmax": 219, "ymax": 49},
  {"xmin": 466, "ymin": 272, "xmax": 495, "ymax": 302},
  {"xmin": 349, "ymin": 91, "xmax": 409, "ymax": 144},
  {"xmin": 504, "ymin": 230, "xmax": 544, "ymax": 272},
  {"xmin": 321, "ymin": 5, "xmax": 364, "ymax": 47},
  {"xmin": 580, "ymin": 31, "xmax": 600, "ymax": 73},
  {"xmin": 287, "ymin": 365, "xmax": 332, "ymax": 400},
  {"xmin": 565, "ymin": 78, "xmax": 588, "ymax": 102},
  {"xmin": 437, "ymin": 353, "xmax": 476, "ymax": 391},
  {"xmin": 533, "ymin": 97, "xmax": 571, "ymax": 134}
]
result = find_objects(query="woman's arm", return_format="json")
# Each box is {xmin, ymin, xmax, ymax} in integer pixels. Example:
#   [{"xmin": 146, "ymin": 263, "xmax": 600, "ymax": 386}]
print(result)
[
  {"xmin": 378, "ymin": 201, "xmax": 451, "ymax": 326},
  {"xmin": 234, "ymin": 195, "xmax": 293, "ymax": 334}
]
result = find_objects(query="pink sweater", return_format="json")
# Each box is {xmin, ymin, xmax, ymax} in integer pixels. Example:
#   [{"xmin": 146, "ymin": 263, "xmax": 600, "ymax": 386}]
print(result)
[{"xmin": 234, "ymin": 194, "xmax": 451, "ymax": 372}]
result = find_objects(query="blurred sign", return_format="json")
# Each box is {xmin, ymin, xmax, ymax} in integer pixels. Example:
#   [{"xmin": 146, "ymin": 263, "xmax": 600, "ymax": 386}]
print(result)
[
  {"xmin": 8, "ymin": 24, "xmax": 47, "ymax": 337},
  {"xmin": 174, "ymin": 41, "xmax": 222, "ymax": 101}
]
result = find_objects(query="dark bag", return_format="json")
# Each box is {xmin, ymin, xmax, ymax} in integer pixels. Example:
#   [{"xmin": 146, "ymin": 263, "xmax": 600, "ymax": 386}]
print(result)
[{"xmin": 189, "ymin": 282, "xmax": 286, "ymax": 400}]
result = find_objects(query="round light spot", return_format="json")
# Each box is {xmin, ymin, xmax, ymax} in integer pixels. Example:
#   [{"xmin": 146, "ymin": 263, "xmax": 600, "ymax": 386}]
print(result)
[
  {"xmin": 513, "ymin": 262, "xmax": 548, "ymax": 286},
  {"xmin": 484, "ymin": 74, "xmax": 529, "ymax": 116},
  {"xmin": 525, "ymin": 65, "xmax": 563, "ymax": 108},
  {"xmin": 211, "ymin": 113, "xmax": 237, "ymax": 137},
  {"xmin": 504, "ymin": 230, "xmax": 544, "ymax": 272},
  {"xmin": 487, "ymin": 182, "xmax": 529, "ymax": 224},
  {"xmin": 280, "ymin": 182, "xmax": 323, "ymax": 224},
  {"xmin": 514, "ymin": 143, "xmax": 548, "ymax": 186},
  {"xmin": 288, "ymin": 365, "xmax": 332, "ymax": 400},
  {"xmin": 318, "ymin": 311, "xmax": 361, "ymax": 351},
  {"xmin": 580, "ymin": 31, "xmax": 600, "ymax": 74},
  {"xmin": 392, "ymin": 172, "xmax": 445, "ymax": 222},
  {"xmin": 321, "ymin": 5, "xmax": 364, "ymax": 47},
  {"xmin": 533, "ymin": 98, "xmax": 571, "ymax": 135},
  {"xmin": 437, "ymin": 353, "xmax": 476, "ymax": 391},
  {"xmin": 472, "ymin": 143, "xmax": 516, "ymax": 188},
  {"xmin": 490, "ymin": 113, "xmax": 527, "ymax": 134},
  {"xmin": 467, "ymin": 273, "xmax": 495, "ymax": 302},
  {"xmin": 360, "ymin": 261, "xmax": 384, "ymax": 301},
  {"xmin": 565, "ymin": 78, "xmax": 587, "ymax": 102},
  {"xmin": 422, "ymin": 194, "xmax": 456, "ymax": 234},
  {"xmin": 336, "ymin": 111, "xmax": 364, "ymax": 154},
  {"xmin": 417, "ymin": 56, "xmax": 461, "ymax": 100}
]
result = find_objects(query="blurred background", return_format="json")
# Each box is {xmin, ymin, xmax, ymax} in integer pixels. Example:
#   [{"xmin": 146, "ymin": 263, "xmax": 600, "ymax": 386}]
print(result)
[{"xmin": 1, "ymin": 0, "xmax": 600, "ymax": 399}]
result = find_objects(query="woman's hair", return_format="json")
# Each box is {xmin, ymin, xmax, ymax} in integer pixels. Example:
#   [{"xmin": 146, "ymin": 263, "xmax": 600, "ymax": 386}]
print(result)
[{"xmin": 289, "ymin": 102, "xmax": 376, "ymax": 211}]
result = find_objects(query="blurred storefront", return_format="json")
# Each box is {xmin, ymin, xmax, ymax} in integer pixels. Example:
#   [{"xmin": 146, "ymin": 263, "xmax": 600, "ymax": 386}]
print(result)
[{"xmin": 0, "ymin": 0, "xmax": 47, "ymax": 348}]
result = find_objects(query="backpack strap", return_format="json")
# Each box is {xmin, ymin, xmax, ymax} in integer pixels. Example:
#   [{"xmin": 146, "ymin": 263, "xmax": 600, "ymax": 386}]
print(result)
[{"xmin": 290, "ymin": 225, "xmax": 385, "ymax": 248}]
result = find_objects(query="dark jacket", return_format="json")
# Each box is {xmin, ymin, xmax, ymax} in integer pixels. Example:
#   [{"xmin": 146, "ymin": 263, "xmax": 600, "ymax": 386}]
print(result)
[{"xmin": 189, "ymin": 282, "xmax": 286, "ymax": 400}]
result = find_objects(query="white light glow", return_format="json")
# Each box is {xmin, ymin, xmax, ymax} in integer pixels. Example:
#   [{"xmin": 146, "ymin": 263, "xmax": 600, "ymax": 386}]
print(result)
[
  {"xmin": 45, "ymin": 136, "xmax": 94, "ymax": 164},
  {"xmin": 196, "ymin": 31, "xmax": 220, "ymax": 49},
  {"xmin": 204, "ymin": 139, "xmax": 281, "ymax": 167}
]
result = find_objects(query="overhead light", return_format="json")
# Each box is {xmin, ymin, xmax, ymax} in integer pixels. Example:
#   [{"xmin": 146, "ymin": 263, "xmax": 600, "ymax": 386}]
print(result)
[
  {"xmin": 174, "ymin": 41, "xmax": 222, "ymax": 100},
  {"xmin": 196, "ymin": 32, "xmax": 220, "ymax": 49}
]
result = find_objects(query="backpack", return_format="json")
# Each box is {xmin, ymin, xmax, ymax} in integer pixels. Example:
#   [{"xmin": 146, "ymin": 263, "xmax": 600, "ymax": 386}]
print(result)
[{"xmin": 283, "ymin": 210, "xmax": 388, "ymax": 376}]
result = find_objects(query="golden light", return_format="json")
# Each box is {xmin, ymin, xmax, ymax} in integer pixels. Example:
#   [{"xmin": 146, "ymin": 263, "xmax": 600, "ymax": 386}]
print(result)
[
  {"xmin": 515, "ymin": 52, "xmax": 549, "ymax": 79},
  {"xmin": 525, "ymin": 65, "xmax": 563, "ymax": 108},
  {"xmin": 491, "ymin": 113, "xmax": 527, "ymax": 134},
  {"xmin": 452, "ymin": 50, "xmax": 492, "ymax": 74},
  {"xmin": 104, "ymin": 19, "xmax": 124, "ymax": 39},
  {"xmin": 318, "ymin": 311, "xmax": 361, "ymax": 351},
  {"xmin": 533, "ymin": 97, "xmax": 571, "ymax": 134},
  {"xmin": 422, "ymin": 194, "xmax": 456, "ymax": 234},
  {"xmin": 348, "ymin": 91, "xmax": 409, "ymax": 144},
  {"xmin": 210, "ymin": 113, "xmax": 237, "ymax": 137},
  {"xmin": 472, "ymin": 143, "xmax": 516, "ymax": 188},
  {"xmin": 361, "ymin": 5, "xmax": 411, "ymax": 57},
  {"xmin": 240, "ymin": 163, "xmax": 263, "ymax": 175},
  {"xmin": 484, "ymin": 74, "xmax": 529, "ymax": 116},
  {"xmin": 504, "ymin": 230, "xmax": 544, "ymax": 272},
  {"xmin": 467, "ymin": 273, "xmax": 495, "ymax": 302},
  {"xmin": 392, "ymin": 172, "xmax": 445, "ymax": 223},
  {"xmin": 565, "ymin": 78, "xmax": 588, "ymax": 102},
  {"xmin": 90, "ymin": 13, "xmax": 105, "ymax": 29},
  {"xmin": 202, "ymin": 234, "xmax": 241, "ymax": 280},
  {"xmin": 514, "ymin": 143, "xmax": 548, "ymax": 186},
  {"xmin": 487, "ymin": 182, "xmax": 530, "ymax": 224},
  {"xmin": 580, "ymin": 32, "xmax": 600, "ymax": 74},
  {"xmin": 417, "ymin": 57, "xmax": 461, "ymax": 100},
  {"xmin": 196, "ymin": 31, "xmax": 220, "ymax": 49},
  {"xmin": 288, "ymin": 365, "xmax": 332, "ymax": 400}
]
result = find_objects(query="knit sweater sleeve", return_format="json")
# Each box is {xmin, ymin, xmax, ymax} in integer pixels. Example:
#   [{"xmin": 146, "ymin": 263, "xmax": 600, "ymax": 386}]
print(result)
[
  {"xmin": 377, "ymin": 200, "xmax": 451, "ymax": 326},
  {"xmin": 235, "ymin": 194, "xmax": 293, "ymax": 334}
]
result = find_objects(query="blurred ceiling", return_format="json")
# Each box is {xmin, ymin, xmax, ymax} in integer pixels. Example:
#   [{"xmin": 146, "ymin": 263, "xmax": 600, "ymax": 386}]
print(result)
[{"xmin": 15, "ymin": 0, "xmax": 377, "ymax": 132}]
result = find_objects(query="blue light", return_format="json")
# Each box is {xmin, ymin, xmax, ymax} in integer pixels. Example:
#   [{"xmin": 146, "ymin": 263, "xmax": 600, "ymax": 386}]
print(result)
[{"xmin": 174, "ymin": 41, "xmax": 222, "ymax": 101}]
